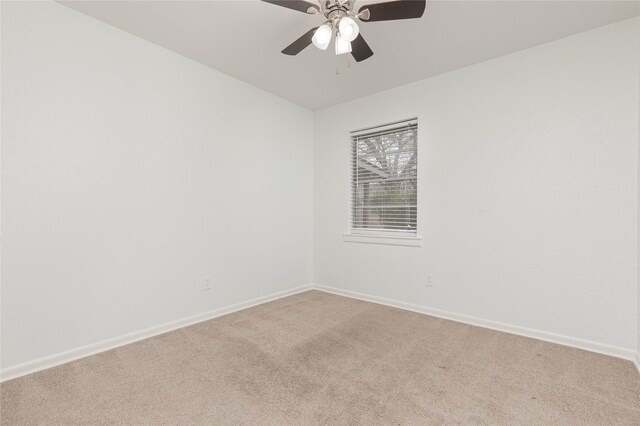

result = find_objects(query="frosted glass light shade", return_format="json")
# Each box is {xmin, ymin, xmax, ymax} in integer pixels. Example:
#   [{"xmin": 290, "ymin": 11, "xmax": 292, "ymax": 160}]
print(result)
[
  {"xmin": 312, "ymin": 24, "xmax": 332, "ymax": 50},
  {"xmin": 338, "ymin": 17, "xmax": 359, "ymax": 42},
  {"xmin": 335, "ymin": 34, "xmax": 352, "ymax": 55}
]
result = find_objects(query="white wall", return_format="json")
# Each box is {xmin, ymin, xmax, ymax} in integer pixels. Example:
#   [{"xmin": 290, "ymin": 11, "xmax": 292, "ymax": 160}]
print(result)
[
  {"xmin": 314, "ymin": 18, "xmax": 639, "ymax": 354},
  {"xmin": 1, "ymin": 1, "xmax": 314, "ymax": 369}
]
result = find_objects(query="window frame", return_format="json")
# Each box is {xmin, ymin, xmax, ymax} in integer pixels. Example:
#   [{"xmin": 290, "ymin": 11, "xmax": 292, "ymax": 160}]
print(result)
[{"xmin": 344, "ymin": 117, "xmax": 422, "ymax": 247}]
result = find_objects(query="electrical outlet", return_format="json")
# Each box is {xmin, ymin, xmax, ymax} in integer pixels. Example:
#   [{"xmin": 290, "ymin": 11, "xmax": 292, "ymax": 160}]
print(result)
[
  {"xmin": 425, "ymin": 275, "xmax": 433, "ymax": 287},
  {"xmin": 204, "ymin": 277, "xmax": 212, "ymax": 291}
]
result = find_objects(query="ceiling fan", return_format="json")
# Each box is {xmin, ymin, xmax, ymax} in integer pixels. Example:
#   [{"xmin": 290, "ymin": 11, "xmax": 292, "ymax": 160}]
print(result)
[{"xmin": 262, "ymin": 0, "xmax": 426, "ymax": 62}]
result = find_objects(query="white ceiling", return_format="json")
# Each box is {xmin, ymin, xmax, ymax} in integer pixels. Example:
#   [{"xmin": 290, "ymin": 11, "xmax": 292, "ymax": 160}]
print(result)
[{"xmin": 60, "ymin": 1, "xmax": 639, "ymax": 110}]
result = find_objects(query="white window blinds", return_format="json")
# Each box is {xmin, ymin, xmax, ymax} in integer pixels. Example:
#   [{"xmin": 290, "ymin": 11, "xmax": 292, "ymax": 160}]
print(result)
[{"xmin": 350, "ymin": 118, "xmax": 418, "ymax": 235}]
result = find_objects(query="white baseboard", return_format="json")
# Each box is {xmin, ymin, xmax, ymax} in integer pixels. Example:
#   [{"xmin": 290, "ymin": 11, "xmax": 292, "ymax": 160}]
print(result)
[
  {"xmin": 0, "ymin": 284, "xmax": 313, "ymax": 382},
  {"xmin": 3, "ymin": 282, "xmax": 637, "ymax": 382},
  {"xmin": 313, "ymin": 284, "xmax": 637, "ymax": 362}
]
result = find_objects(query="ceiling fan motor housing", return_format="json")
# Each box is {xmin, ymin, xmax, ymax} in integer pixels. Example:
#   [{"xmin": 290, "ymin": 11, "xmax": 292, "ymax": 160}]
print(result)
[{"xmin": 323, "ymin": 1, "xmax": 353, "ymax": 23}]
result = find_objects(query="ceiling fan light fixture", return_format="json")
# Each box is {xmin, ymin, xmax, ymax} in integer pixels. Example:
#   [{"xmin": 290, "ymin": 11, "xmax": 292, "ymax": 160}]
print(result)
[
  {"xmin": 312, "ymin": 24, "xmax": 332, "ymax": 50},
  {"xmin": 338, "ymin": 16, "xmax": 359, "ymax": 42},
  {"xmin": 263, "ymin": 0, "xmax": 427, "ymax": 63},
  {"xmin": 335, "ymin": 33, "xmax": 352, "ymax": 55}
]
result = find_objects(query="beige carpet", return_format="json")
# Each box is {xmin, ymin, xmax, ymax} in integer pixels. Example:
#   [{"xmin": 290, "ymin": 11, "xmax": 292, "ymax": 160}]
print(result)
[{"xmin": 2, "ymin": 290, "xmax": 639, "ymax": 425}]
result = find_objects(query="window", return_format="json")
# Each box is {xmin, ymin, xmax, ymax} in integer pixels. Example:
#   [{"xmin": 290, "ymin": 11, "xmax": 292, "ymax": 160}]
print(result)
[{"xmin": 345, "ymin": 118, "xmax": 420, "ymax": 246}]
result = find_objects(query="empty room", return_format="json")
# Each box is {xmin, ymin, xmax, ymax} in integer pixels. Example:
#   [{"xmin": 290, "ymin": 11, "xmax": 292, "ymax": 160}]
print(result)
[{"xmin": 1, "ymin": 0, "xmax": 639, "ymax": 424}]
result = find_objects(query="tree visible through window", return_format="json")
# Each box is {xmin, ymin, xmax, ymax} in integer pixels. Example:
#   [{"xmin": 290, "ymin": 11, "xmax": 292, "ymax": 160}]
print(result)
[{"xmin": 351, "ymin": 119, "xmax": 417, "ymax": 234}]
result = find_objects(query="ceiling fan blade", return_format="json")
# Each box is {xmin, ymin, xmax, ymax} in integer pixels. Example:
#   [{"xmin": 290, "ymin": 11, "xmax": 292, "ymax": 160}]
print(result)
[
  {"xmin": 359, "ymin": 0, "xmax": 426, "ymax": 22},
  {"xmin": 282, "ymin": 27, "xmax": 319, "ymax": 55},
  {"xmin": 262, "ymin": 0, "xmax": 320, "ymax": 14},
  {"xmin": 351, "ymin": 34, "xmax": 374, "ymax": 62}
]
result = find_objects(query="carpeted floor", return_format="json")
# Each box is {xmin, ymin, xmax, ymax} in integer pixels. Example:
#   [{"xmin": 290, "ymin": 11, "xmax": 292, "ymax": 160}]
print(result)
[{"xmin": 1, "ymin": 290, "xmax": 639, "ymax": 425}]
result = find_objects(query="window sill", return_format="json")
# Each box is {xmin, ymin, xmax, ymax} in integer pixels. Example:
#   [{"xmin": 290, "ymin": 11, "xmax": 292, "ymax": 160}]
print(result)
[{"xmin": 343, "ymin": 233, "xmax": 423, "ymax": 247}]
